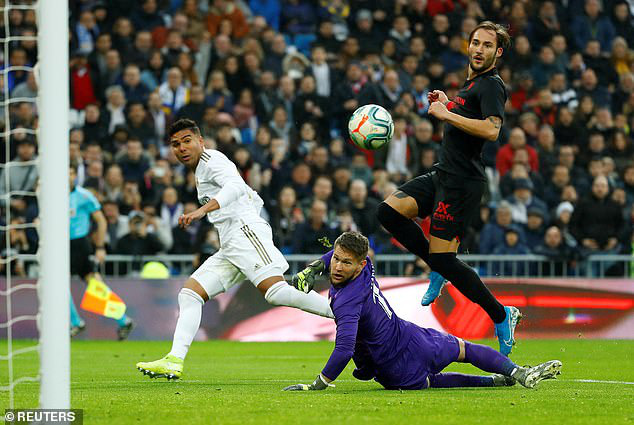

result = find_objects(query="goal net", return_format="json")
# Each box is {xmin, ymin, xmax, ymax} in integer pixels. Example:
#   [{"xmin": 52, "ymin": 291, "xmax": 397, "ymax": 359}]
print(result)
[{"xmin": 0, "ymin": 0, "xmax": 69, "ymax": 409}]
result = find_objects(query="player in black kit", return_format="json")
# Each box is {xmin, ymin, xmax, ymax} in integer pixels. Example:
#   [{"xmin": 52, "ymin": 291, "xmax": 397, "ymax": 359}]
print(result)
[{"xmin": 377, "ymin": 22, "xmax": 520, "ymax": 356}]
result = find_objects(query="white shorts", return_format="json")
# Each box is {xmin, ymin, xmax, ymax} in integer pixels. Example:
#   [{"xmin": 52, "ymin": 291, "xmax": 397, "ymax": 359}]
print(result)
[{"xmin": 190, "ymin": 221, "xmax": 289, "ymax": 297}]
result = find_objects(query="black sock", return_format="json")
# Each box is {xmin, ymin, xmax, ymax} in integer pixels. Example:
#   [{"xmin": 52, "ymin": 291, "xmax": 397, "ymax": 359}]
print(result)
[
  {"xmin": 377, "ymin": 202, "xmax": 430, "ymax": 262},
  {"xmin": 427, "ymin": 252, "xmax": 506, "ymax": 323}
]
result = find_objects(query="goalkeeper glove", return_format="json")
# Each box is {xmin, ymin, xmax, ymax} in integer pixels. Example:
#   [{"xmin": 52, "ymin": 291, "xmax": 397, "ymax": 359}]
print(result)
[
  {"xmin": 283, "ymin": 374, "xmax": 334, "ymax": 391},
  {"xmin": 291, "ymin": 259, "xmax": 325, "ymax": 293}
]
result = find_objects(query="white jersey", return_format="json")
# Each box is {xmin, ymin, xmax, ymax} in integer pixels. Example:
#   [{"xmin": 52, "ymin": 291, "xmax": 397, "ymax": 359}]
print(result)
[{"xmin": 195, "ymin": 149, "xmax": 265, "ymax": 243}]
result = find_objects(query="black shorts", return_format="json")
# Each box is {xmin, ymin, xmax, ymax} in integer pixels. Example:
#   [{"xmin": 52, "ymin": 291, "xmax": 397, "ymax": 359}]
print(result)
[
  {"xmin": 70, "ymin": 236, "xmax": 95, "ymax": 278},
  {"xmin": 398, "ymin": 170, "xmax": 485, "ymax": 242}
]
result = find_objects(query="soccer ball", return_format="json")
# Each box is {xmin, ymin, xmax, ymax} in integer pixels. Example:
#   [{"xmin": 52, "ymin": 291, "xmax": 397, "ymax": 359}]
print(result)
[{"xmin": 348, "ymin": 104, "xmax": 394, "ymax": 150}]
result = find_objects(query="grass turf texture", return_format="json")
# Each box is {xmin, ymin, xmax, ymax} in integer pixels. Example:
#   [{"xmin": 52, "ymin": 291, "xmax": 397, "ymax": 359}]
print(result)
[{"xmin": 1, "ymin": 339, "xmax": 634, "ymax": 424}]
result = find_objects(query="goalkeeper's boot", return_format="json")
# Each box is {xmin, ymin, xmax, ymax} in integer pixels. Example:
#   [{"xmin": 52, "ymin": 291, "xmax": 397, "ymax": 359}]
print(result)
[
  {"xmin": 136, "ymin": 355, "xmax": 183, "ymax": 380},
  {"xmin": 421, "ymin": 271, "xmax": 447, "ymax": 306},
  {"xmin": 291, "ymin": 259, "xmax": 325, "ymax": 293},
  {"xmin": 491, "ymin": 374, "xmax": 516, "ymax": 387},
  {"xmin": 511, "ymin": 360, "xmax": 562, "ymax": 389},
  {"xmin": 494, "ymin": 306, "xmax": 522, "ymax": 356},
  {"xmin": 117, "ymin": 319, "xmax": 135, "ymax": 341},
  {"xmin": 70, "ymin": 320, "xmax": 86, "ymax": 338}
]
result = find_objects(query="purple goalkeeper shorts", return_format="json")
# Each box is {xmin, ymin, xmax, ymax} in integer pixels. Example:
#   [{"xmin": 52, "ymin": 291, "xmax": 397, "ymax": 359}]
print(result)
[{"xmin": 376, "ymin": 324, "xmax": 460, "ymax": 390}]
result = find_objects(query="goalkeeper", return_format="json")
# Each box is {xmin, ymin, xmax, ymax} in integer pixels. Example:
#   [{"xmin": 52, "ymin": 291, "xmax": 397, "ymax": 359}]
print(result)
[{"xmin": 286, "ymin": 231, "xmax": 561, "ymax": 391}]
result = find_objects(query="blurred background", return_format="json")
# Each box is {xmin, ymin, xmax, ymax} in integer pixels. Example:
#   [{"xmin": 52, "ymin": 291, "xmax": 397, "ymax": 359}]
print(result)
[{"xmin": 1, "ymin": 0, "xmax": 634, "ymax": 341}]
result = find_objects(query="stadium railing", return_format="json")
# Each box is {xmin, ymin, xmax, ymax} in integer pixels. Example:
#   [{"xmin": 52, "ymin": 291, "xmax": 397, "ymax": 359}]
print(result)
[{"xmin": 18, "ymin": 253, "xmax": 630, "ymax": 279}]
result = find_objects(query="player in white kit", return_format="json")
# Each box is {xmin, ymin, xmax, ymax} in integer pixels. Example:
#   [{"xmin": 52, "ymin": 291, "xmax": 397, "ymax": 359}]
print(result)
[{"xmin": 137, "ymin": 119, "xmax": 333, "ymax": 380}]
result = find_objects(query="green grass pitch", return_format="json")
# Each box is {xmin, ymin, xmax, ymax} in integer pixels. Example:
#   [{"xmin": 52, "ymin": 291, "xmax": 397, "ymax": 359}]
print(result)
[{"xmin": 2, "ymin": 339, "xmax": 634, "ymax": 424}]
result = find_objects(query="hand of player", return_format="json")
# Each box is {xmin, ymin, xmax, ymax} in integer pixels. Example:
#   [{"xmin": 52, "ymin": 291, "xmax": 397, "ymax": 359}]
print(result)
[
  {"xmin": 428, "ymin": 90, "xmax": 448, "ymax": 105},
  {"xmin": 94, "ymin": 247, "xmax": 106, "ymax": 264},
  {"xmin": 179, "ymin": 208, "xmax": 207, "ymax": 228},
  {"xmin": 283, "ymin": 374, "xmax": 333, "ymax": 391},
  {"xmin": 291, "ymin": 259, "xmax": 325, "ymax": 293},
  {"xmin": 428, "ymin": 101, "xmax": 450, "ymax": 121}
]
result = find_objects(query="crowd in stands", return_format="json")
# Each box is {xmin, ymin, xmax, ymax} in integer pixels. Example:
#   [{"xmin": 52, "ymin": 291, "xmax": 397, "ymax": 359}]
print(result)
[{"xmin": 1, "ymin": 0, "xmax": 634, "ymax": 277}]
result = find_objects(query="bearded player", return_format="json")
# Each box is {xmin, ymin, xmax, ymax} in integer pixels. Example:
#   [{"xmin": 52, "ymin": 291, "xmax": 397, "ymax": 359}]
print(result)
[
  {"xmin": 285, "ymin": 231, "xmax": 561, "ymax": 392},
  {"xmin": 376, "ymin": 21, "xmax": 520, "ymax": 355},
  {"xmin": 136, "ymin": 119, "xmax": 334, "ymax": 380}
]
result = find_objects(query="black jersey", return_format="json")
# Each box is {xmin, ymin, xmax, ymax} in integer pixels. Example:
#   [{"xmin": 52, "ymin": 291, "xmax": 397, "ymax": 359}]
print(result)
[{"xmin": 435, "ymin": 67, "xmax": 507, "ymax": 181}]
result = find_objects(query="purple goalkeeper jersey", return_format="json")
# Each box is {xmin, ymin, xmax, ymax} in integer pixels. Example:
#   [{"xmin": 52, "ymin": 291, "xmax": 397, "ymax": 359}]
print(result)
[{"xmin": 320, "ymin": 250, "xmax": 460, "ymax": 390}]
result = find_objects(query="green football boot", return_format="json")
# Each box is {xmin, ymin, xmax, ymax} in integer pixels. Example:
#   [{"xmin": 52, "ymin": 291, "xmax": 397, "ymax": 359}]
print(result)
[{"xmin": 136, "ymin": 355, "xmax": 184, "ymax": 380}]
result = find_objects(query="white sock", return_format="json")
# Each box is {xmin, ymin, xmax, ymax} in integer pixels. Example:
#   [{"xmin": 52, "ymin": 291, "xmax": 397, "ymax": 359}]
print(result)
[
  {"xmin": 168, "ymin": 288, "xmax": 205, "ymax": 360},
  {"xmin": 264, "ymin": 281, "xmax": 334, "ymax": 319}
]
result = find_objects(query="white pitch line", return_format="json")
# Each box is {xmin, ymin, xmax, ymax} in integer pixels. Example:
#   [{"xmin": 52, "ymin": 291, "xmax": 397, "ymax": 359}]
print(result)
[{"xmin": 564, "ymin": 379, "xmax": 634, "ymax": 385}]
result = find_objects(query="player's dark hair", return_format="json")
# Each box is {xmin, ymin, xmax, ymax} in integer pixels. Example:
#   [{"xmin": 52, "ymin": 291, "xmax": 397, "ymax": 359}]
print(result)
[
  {"xmin": 168, "ymin": 118, "xmax": 201, "ymax": 139},
  {"xmin": 469, "ymin": 21, "xmax": 511, "ymax": 53},
  {"xmin": 334, "ymin": 231, "xmax": 369, "ymax": 262}
]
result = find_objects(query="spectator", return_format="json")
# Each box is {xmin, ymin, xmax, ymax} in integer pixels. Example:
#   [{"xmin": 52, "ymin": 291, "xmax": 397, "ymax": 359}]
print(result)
[
  {"xmin": 292, "ymin": 199, "xmax": 335, "ymax": 254},
  {"xmin": 161, "ymin": 30, "xmax": 191, "ymax": 69},
  {"xmin": 103, "ymin": 85, "xmax": 127, "ymax": 134},
  {"xmin": 128, "ymin": 30, "xmax": 154, "ymax": 68},
  {"xmin": 347, "ymin": 179, "xmax": 380, "ymax": 238},
  {"xmin": 530, "ymin": 46, "xmax": 564, "ymax": 89},
  {"xmin": 612, "ymin": 1, "xmax": 634, "ymax": 47},
  {"xmin": 281, "ymin": 0, "xmax": 317, "ymax": 34},
  {"xmin": 176, "ymin": 85, "xmax": 207, "ymax": 123},
  {"xmin": 170, "ymin": 201, "xmax": 211, "ymax": 254},
  {"xmin": 576, "ymin": 68, "xmax": 611, "ymax": 108},
  {"xmin": 292, "ymin": 74, "xmax": 329, "ymax": 132},
  {"xmin": 140, "ymin": 50, "xmax": 167, "ymax": 92},
  {"xmin": 530, "ymin": 1, "xmax": 566, "ymax": 48},
  {"xmin": 479, "ymin": 201, "xmax": 525, "ymax": 254},
  {"xmin": 531, "ymin": 89, "xmax": 558, "ymax": 127},
  {"xmin": 70, "ymin": 52, "xmax": 98, "ymax": 111},
  {"xmin": 496, "ymin": 127, "xmax": 539, "ymax": 177},
  {"xmin": 571, "ymin": 175, "xmax": 624, "ymax": 257},
  {"xmin": 584, "ymin": 39, "xmax": 619, "ymax": 89},
  {"xmin": 525, "ymin": 207, "xmax": 548, "ymax": 251},
  {"xmin": 82, "ymin": 103, "xmax": 109, "ymax": 146},
  {"xmin": 126, "ymin": 102, "xmax": 157, "ymax": 149},
  {"xmin": 570, "ymin": 0, "xmax": 616, "ymax": 52},
  {"xmin": 102, "ymin": 200, "xmax": 129, "ymax": 252},
  {"xmin": 0, "ymin": 138, "xmax": 37, "ymax": 215},
  {"xmin": 549, "ymin": 72, "xmax": 578, "ymax": 110},
  {"xmin": 506, "ymin": 178, "xmax": 548, "ymax": 225},
  {"xmin": 141, "ymin": 201, "xmax": 173, "ymax": 252},
  {"xmin": 302, "ymin": 175, "xmax": 335, "ymax": 220},
  {"xmin": 249, "ymin": 0, "xmax": 281, "ymax": 32},
  {"xmin": 543, "ymin": 164, "xmax": 571, "ymax": 209},
  {"xmin": 270, "ymin": 185, "xmax": 303, "ymax": 252},
  {"xmin": 116, "ymin": 138, "xmax": 151, "ymax": 186},
  {"xmin": 121, "ymin": 64, "xmax": 150, "ymax": 104},
  {"xmin": 491, "ymin": 227, "xmax": 531, "ymax": 276},
  {"xmin": 533, "ymin": 226, "xmax": 578, "ymax": 276},
  {"xmin": 557, "ymin": 145, "xmax": 590, "ymax": 193},
  {"xmin": 75, "ymin": 9, "xmax": 99, "ymax": 55},
  {"xmin": 206, "ymin": 0, "xmax": 249, "ymax": 39},
  {"xmin": 114, "ymin": 211, "xmax": 164, "ymax": 273},
  {"xmin": 160, "ymin": 186, "xmax": 184, "ymax": 229},
  {"xmin": 159, "ymin": 67, "xmax": 189, "ymax": 115},
  {"xmin": 130, "ymin": 0, "xmax": 166, "ymax": 32}
]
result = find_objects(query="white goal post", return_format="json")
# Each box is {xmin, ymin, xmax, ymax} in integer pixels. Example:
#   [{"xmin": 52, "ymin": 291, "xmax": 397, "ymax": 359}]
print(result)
[{"xmin": 37, "ymin": 0, "xmax": 70, "ymax": 408}]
